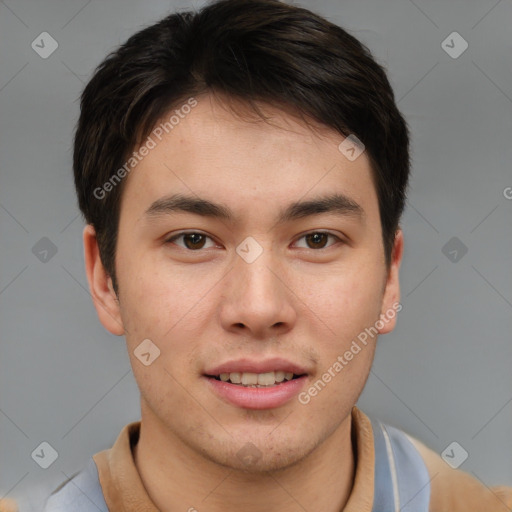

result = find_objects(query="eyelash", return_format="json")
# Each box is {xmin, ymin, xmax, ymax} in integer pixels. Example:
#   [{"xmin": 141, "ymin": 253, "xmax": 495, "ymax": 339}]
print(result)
[{"xmin": 164, "ymin": 230, "xmax": 343, "ymax": 251}]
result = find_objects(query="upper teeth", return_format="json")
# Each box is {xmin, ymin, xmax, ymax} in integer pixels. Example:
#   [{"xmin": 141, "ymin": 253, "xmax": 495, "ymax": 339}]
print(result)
[{"xmin": 219, "ymin": 371, "xmax": 295, "ymax": 386}]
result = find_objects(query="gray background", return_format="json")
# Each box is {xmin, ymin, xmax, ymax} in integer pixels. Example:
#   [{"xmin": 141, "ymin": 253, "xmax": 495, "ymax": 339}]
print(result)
[{"xmin": 1, "ymin": 0, "xmax": 511, "ymax": 509}]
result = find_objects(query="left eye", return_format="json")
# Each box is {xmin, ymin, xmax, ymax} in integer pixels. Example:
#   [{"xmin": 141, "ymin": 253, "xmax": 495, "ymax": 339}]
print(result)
[
  {"xmin": 294, "ymin": 232, "xmax": 341, "ymax": 250},
  {"xmin": 166, "ymin": 231, "xmax": 340, "ymax": 251},
  {"xmin": 166, "ymin": 232, "xmax": 217, "ymax": 250}
]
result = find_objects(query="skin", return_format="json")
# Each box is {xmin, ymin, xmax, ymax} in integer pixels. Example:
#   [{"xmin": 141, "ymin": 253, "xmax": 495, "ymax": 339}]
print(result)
[{"xmin": 84, "ymin": 92, "xmax": 403, "ymax": 512}]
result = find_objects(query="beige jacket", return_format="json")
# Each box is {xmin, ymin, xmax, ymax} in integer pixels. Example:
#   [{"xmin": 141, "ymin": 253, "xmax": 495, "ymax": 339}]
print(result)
[{"xmin": 36, "ymin": 406, "xmax": 512, "ymax": 511}]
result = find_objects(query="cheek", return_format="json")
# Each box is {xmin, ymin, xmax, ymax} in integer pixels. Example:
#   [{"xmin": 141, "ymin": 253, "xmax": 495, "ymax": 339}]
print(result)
[
  {"xmin": 118, "ymin": 256, "xmax": 215, "ymax": 367},
  {"xmin": 117, "ymin": 251, "xmax": 185, "ymax": 331},
  {"xmin": 301, "ymin": 263, "xmax": 384, "ymax": 345}
]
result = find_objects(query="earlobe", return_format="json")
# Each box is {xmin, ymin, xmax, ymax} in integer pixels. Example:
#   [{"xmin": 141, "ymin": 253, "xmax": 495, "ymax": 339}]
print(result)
[
  {"xmin": 83, "ymin": 224, "xmax": 125, "ymax": 336},
  {"xmin": 378, "ymin": 229, "xmax": 404, "ymax": 335}
]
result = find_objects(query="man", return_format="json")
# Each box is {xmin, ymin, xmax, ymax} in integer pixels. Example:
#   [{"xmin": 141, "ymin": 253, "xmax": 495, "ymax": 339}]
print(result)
[{"xmin": 41, "ymin": 0, "xmax": 512, "ymax": 510}]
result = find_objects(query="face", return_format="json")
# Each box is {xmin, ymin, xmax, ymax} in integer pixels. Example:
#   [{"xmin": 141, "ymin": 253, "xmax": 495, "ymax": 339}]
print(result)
[{"xmin": 86, "ymin": 93, "xmax": 402, "ymax": 472}]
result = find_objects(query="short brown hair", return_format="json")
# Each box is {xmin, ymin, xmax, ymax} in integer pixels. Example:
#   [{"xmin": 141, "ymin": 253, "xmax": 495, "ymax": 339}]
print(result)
[{"xmin": 74, "ymin": 0, "xmax": 410, "ymax": 294}]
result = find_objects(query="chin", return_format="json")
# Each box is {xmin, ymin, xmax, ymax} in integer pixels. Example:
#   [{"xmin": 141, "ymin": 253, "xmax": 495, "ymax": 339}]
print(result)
[{"xmin": 201, "ymin": 432, "xmax": 319, "ymax": 475}]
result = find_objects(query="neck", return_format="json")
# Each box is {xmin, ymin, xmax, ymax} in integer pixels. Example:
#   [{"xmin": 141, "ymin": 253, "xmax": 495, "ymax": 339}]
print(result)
[{"xmin": 133, "ymin": 407, "xmax": 356, "ymax": 512}]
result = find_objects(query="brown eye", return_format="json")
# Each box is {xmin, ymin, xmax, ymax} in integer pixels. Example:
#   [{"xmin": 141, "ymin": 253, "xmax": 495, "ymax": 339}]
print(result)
[
  {"xmin": 305, "ymin": 233, "xmax": 329, "ymax": 249},
  {"xmin": 166, "ymin": 232, "xmax": 216, "ymax": 250},
  {"xmin": 295, "ymin": 231, "xmax": 341, "ymax": 250},
  {"xmin": 182, "ymin": 233, "xmax": 206, "ymax": 250}
]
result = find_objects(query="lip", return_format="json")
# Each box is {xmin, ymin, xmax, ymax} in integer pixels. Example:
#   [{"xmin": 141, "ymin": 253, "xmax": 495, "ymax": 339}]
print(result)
[
  {"xmin": 203, "ymin": 357, "xmax": 309, "ymax": 410},
  {"xmin": 204, "ymin": 357, "xmax": 308, "ymax": 376},
  {"xmin": 205, "ymin": 374, "xmax": 308, "ymax": 410}
]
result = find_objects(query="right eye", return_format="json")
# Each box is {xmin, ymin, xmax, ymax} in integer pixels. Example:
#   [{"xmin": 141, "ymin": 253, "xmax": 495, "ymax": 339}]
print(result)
[{"xmin": 164, "ymin": 231, "xmax": 218, "ymax": 251}]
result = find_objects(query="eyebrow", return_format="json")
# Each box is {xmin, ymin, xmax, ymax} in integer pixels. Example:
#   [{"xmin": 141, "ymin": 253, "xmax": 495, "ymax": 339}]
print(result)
[{"xmin": 143, "ymin": 192, "xmax": 365, "ymax": 225}]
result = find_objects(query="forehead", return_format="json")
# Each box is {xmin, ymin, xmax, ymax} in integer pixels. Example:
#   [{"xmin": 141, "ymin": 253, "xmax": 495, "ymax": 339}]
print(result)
[{"xmin": 119, "ymin": 93, "xmax": 378, "ymax": 225}]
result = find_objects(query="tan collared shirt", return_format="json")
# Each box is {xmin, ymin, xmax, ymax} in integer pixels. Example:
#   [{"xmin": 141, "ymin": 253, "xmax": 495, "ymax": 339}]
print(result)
[
  {"xmin": 88, "ymin": 406, "xmax": 512, "ymax": 511},
  {"xmin": 39, "ymin": 406, "xmax": 512, "ymax": 511}
]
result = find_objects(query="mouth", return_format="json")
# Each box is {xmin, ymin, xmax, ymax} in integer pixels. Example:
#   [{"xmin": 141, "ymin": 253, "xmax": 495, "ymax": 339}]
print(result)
[
  {"xmin": 207, "ymin": 371, "xmax": 305, "ymax": 387},
  {"xmin": 203, "ymin": 360, "xmax": 309, "ymax": 410}
]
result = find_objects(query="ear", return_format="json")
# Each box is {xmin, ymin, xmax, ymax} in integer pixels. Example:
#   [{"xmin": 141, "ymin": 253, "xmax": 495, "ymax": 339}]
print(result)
[
  {"xmin": 83, "ymin": 224, "xmax": 125, "ymax": 336},
  {"xmin": 378, "ymin": 228, "xmax": 404, "ymax": 335}
]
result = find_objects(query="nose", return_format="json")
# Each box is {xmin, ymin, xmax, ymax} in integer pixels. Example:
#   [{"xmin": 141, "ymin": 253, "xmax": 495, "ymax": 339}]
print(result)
[{"xmin": 219, "ymin": 243, "xmax": 297, "ymax": 339}]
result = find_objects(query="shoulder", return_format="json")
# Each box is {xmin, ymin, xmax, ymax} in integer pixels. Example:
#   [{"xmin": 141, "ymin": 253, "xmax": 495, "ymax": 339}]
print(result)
[
  {"xmin": 404, "ymin": 432, "xmax": 512, "ymax": 512},
  {"xmin": 358, "ymin": 409, "xmax": 512, "ymax": 512},
  {"xmin": 42, "ymin": 457, "xmax": 108, "ymax": 512}
]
